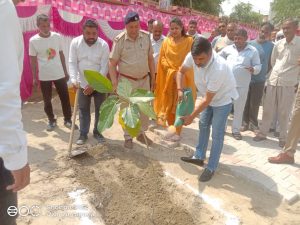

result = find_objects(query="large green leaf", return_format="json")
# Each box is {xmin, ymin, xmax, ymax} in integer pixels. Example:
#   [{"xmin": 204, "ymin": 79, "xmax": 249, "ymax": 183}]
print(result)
[
  {"xmin": 129, "ymin": 96, "xmax": 155, "ymax": 103},
  {"xmin": 129, "ymin": 89, "xmax": 155, "ymax": 103},
  {"xmin": 84, "ymin": 70, "xmax": 113, "ymax": 93},
  {"xmin": 97, "ymin": 95, "xmax": 120, "ymax": 133},
  {"xmin": 121, "ymin": 104, "xmax": 140, "ymax": 129},
  {"xmin": 117, "ymin": 79, "xmax": 133, "ymax": 98},
  {"xmin": 136, "ymin": 102, "xmax": 156, "ymax": 120},
  {"xmin": 118, "ymin": 110, "xmax": 141, "ymax": 138},
  {"xmin": 131, "ymin": 89, "xmax": 154, "ymax": 97}
]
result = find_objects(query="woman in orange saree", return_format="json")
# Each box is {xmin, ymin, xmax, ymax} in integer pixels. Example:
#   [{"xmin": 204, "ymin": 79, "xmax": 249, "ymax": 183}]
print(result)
[{"xmin": 154, "ymin": 17, "xmax": 196, "ymax": 142}]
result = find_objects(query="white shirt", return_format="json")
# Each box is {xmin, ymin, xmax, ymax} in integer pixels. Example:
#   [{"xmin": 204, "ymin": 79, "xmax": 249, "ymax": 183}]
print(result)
[
  {"xmin": 150, "ymin": 34, "xmax": 165, "ymax": 71},
  {"xmin": 219, "ymin": 44, "xmax": 261, "ymax": 87},
  {"xmin": 268, "ymin": 36, "xmax": 300, "ymax": 87},
  {"xmin": 29, "ymin": 32, "xmax": 65, "ymax": 81},
  {"xmin": 214, "ymin": 35, "xmax": 234, "ymax": 52},
  {"xmin": 0, "ymin": 0, "xmax": 27, "ymax": 170},
  {"xmin": 69, "ymin": 35, "xmax": 109, "ymax": 89},
  {"xmin": 183, "ymin": 52, "xmax": 238, "ymax": 107}
]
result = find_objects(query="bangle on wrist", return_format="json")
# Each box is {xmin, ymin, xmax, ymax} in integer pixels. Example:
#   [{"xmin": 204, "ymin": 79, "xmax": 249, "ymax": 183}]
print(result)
[{"xmin": 177, "ymin": 88, "xmax": 183, "ymax": 91}]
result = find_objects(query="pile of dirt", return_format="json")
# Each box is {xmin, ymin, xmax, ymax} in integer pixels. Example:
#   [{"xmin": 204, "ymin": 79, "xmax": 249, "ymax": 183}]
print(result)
[{"xmin": 70, "ymin": 144, "xmax": 222, "ymax": 225}]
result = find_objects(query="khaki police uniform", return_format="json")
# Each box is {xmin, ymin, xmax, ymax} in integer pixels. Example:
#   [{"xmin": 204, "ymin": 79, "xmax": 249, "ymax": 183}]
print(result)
[{"xmin": 110, "ymin": 30, "xmax": 154, "ymax": 140}]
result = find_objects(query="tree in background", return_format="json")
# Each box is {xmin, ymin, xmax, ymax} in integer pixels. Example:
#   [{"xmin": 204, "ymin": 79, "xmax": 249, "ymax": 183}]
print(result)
[
  {"xmin": 229, "ymin": 2, "xmax": 263, "ymax": 25},
  {"xmin": 271, "ymin": 0, "xmax": 300, "ymax": 24},
  {"xmin": 170, "ymin": 0, "xmax": 224, "ymax": 16}
]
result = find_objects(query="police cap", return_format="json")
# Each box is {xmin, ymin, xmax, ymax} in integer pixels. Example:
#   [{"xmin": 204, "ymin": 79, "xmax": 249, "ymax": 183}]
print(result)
[{"xmin": 125, "ymin": 12, "xmax": 139, "ymax": 25}]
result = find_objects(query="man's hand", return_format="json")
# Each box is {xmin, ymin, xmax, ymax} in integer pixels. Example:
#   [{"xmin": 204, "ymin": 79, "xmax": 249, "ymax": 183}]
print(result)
[
  {"xmin": 177, "ymin": 90, "xmax": 183, "ymax": 102},
  {"xmin": 83, "ymin": 85, "xmax": 94, "ymax": 95},
  {"xmin": 180, "ymin": 114, "xmax": 194, "ymax": 126},
  {"xmin": 65, "ymin": 74, "xmax": 70, "ymax": 82},
  {"xmin": 7, "ymin": 163, "xmax": 30, "ymax": 192}
]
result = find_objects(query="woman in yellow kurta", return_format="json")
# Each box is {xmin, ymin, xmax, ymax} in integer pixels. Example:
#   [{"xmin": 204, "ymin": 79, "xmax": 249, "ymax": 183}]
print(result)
[{"xmin": 154, "ymin": 17, "xmax": 196, "ymax": 141}]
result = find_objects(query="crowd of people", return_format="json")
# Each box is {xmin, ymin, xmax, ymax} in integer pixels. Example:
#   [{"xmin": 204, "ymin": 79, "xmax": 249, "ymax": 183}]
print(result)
[
  {"xmin": 27, "ymin": 11, "xmax": 300, "ymax": 179},
  {"xmin": 1, "ymin": 0, "xmax": 300, "ymax": 223},
  {"xmin": 150, "ymin": 16, "xmax": 299, "ymax": 178}
]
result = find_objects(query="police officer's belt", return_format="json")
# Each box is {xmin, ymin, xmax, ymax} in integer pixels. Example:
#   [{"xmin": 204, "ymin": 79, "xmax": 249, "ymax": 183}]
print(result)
[{"xmin": 120, "ymin": 73, "xmax": 148, "ymax": 81}]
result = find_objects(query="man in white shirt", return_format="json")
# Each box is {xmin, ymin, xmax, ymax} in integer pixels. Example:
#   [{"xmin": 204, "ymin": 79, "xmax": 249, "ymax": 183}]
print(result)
[
  {"xmin": 254, "ymin": 19, "xmax": 300, "ymax": 148},
  {"xmin": 69, "ymin": 19, "xmax": 109, "ymax": 145},
  {"xmin": 214, "ymin": 23, "xmax": 236, "ymax": 52},
  {"xmin": 150, "ymin": 20, "xmax": 165, "ymax": 71},
  {"xmin": 211, "ymin": 20, "xmax": 227, "ymax": 48},
  {"xmin": 29, "ymin": 14, "xmax": 73, "ymax": 131},
  {"xmin": 177, "ymin": 37, "xmax": 238, "ymax": 182},
  {"xmin": 219, "ymin": 29, "xmax": 261, "ymax": 140},
  {"xmin": 187, "ymin": 20, "xmax": 202, "ymax": 39},
  {"xmin": 0, "ymin": 0, "xmax": 30, "ymax": 224}
]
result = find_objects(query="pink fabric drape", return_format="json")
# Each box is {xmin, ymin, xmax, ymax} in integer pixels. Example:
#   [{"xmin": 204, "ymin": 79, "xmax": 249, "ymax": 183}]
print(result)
[
  {"xmin": 21, "ymin": 31, "xmax": 38, "ymax": 101},
  {"xmin": 16, "ymin": 1, "xmax": 259, "ymax": 101},
  {"xmin": 51, "ymin": 7, "xmax": 84, "ymax": 37},
  {"xmin": 16, "ymin": 6, "xmax": 37, "ymax": 17}
]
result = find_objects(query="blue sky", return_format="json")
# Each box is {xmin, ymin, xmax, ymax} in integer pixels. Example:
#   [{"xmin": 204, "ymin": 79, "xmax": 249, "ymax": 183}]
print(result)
[{"xmin": 221, "ymin": 0, "xmax": 272, "ymax": 15}]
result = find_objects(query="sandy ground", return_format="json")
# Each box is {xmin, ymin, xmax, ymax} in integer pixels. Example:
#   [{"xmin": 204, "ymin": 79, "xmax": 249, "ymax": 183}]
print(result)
[{"xmin": 16, "ymin": 91, "xmax": 300, "ymax": 225}]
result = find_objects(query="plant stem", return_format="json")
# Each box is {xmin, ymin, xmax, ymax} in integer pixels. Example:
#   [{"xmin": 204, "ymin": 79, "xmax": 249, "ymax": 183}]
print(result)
[
  {"xmin": 113, "ymin": 90, "xmax": 130, "ymax": 104},
  {"xmin": 142, "ymin": 131, "xmax": 150, "ymax": 151}
]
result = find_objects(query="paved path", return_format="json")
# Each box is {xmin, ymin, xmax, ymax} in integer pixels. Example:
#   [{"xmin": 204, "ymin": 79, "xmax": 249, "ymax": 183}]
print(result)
[{"xmin": 150, "ymin": 107, "xmax": 300, "ymax": 204}]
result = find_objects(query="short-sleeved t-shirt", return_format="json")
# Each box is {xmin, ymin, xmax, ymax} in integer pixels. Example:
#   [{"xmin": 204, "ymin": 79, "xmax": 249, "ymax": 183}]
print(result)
[
  {"xmin": 109, "ymin": 30, "xmax": 153, "ymax": 78},
  {"xmin": 29, "ymin": 32, "xmax": 65, "ymax": 81},
  {"xmin": 183, "ymin": 52, "xmax": 238, "ymax": 107}
]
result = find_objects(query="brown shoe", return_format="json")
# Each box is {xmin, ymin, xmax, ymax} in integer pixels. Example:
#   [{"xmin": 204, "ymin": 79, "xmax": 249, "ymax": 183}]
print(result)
[
  {"xmin": 124, "ymin": 139, "xmax": 133, "ymax": 149},
  {"xmin": 253, "ymin": 133, "xmax": 267, "ymax": 142},
  {"xmin": 268, "ymin": 152, "xmax": 295, "ymax": 164},
  {"xmin": 279, "ymin": 141, "xmax": 286, "ymax": 148},
  {"xmin": 136, "ymin": 134, "xmax": 153, "ymax": 146}
]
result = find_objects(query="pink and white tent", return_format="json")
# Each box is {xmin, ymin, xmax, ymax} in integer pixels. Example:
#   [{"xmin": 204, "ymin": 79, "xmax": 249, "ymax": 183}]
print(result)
[{"xmin": 17, "ymin": 0, "xmax": 258, "ymax": 101}]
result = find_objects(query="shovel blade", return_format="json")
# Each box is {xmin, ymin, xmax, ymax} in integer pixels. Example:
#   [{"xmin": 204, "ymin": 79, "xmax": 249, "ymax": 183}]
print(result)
[{"xmin": 69, "ymin": 148, "xmax": 87, "ymax": 157}]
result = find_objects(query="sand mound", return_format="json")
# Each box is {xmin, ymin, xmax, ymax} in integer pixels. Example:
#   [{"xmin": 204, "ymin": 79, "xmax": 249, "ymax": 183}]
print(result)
[{"xmin": 70, "ymin": 144, "xmax": 221, "ymax": 225}]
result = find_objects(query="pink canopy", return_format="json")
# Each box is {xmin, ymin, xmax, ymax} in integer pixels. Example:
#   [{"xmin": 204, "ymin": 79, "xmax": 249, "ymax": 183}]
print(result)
[{"xmin": 17, "ymin": 0, "xmax": 258, "ymax": 101}]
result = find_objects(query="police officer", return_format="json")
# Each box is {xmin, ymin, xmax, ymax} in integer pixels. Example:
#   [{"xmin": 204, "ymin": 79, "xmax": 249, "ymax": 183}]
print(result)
[{"xmin": 109, "ymin": 12, "xmax": 156, "ymax": 149}]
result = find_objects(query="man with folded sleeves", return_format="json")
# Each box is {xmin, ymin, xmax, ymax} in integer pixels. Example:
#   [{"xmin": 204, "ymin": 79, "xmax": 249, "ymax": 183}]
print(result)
[{"xmin": 178, "ymin": 38, "xmax": 238, "ymax": 182}]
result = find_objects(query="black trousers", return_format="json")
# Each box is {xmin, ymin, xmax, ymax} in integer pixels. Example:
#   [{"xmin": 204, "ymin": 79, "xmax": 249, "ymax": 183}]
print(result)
[
  {"xmin": 0, "ymin": 158, "xmax": 17, "ymax": 225},
  {"xmin": 40, "ymin": 77, "xmax": 71, "ymax": 122},
  {"xmin": 243, "ymin": 82, "xmax": 265, "ymax": 129}
]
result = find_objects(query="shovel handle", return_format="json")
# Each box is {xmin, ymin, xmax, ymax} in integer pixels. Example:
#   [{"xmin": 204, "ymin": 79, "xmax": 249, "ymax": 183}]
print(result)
[{"xmin": 68, "ymin": 88, "xmax": 79, "ymax": 157}]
